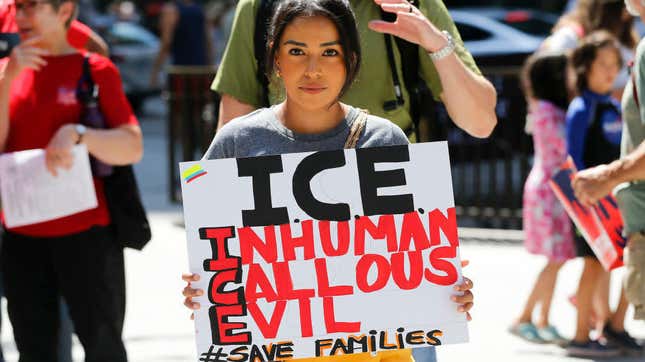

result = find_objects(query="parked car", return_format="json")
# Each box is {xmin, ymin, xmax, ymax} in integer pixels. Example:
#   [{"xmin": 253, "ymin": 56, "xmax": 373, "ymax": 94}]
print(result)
[
  {"xmin": 450, "ymin": 8, "xmax": 557, "ymax": 61},
  {"xmin": 443, "ymin": 8, "xmax": 558, "ymax": 142},
  {"xmin": 101, "ymin": 21, "xmax": 162, "ymax": 114}
]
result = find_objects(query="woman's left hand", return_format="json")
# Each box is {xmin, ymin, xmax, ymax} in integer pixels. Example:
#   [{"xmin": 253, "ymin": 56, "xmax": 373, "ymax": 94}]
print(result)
[
  {"xmin": 45, "ymin": 124, "xmax": 78, "ymax": 176},
  {"xmin": 368, "ymin": 0, "xmax": 449, "ymax": 53},
  {"xmin": 453, "ymin": 259, "xmax": 474, "ymax": 321}
]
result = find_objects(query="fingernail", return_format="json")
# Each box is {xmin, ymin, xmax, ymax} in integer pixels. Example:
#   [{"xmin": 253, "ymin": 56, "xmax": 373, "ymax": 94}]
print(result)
[
  {"xmin": 451, "ymin": 296, "xmax": 457, "ymax": 301},
  {"xmin": 196, "ymin": 290, "xmax": 204, "ymax": 296},
  {"xmin": 454, "ymin": 286, "xmax": 460, "ymax": 291}
]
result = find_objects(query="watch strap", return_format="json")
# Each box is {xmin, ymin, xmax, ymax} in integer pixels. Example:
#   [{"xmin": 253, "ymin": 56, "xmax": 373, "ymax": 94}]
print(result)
[{"xmin": 429, "ymin": 30, "xmax": 456, "ymax": 61}]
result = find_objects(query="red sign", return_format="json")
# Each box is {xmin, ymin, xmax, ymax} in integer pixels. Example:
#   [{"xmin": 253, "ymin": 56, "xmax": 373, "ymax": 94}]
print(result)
[{"xmin": 549, "ymin": 158, "xmax": 626, "ymax": 270}]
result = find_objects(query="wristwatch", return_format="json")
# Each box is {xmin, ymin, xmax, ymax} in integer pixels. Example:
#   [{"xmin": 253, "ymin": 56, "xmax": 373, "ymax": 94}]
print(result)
[
  {"xmin": 75, "ymin": 124, "xmax": 87, "ymax": 144},
  {"xmin": 428, "ymin": 31, "xmax": 456, "ymax": 61}
]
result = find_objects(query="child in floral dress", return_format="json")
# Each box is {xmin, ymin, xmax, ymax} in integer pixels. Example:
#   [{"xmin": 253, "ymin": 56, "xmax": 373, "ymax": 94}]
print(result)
[{"xmin": 510, "ymin": 52, "xmax": 574, "ymax": 345}]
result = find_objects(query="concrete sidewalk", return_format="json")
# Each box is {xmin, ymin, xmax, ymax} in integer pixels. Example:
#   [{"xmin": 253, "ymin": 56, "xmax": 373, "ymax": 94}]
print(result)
[{"xmin": 1, "ymin": 110, "xmax": 643, "ymax": 362}]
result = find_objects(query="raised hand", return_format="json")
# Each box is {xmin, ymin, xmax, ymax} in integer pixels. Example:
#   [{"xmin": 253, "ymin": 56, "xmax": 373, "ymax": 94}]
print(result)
[
  {"xmin": 368, "ymin": 0, "xmax": 449, "ymax": 53},
  {"xmin": 5, "ymin": 36, "xmax": 48, "ymax": 80}
]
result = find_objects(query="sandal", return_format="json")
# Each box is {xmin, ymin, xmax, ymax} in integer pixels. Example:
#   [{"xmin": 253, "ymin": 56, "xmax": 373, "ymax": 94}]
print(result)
[
  {"xmin": 537, "ymin": 325, "xmax": 569, "ymax": 347},
  {"xmin": 508, "ymin": 322, "xmax": 546, "ymax": 344}
]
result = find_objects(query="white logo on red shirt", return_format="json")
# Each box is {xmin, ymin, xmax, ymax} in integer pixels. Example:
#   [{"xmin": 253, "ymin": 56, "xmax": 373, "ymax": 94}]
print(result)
[{"xmin": 57, "ymin": 87, "xmax": 77, "ymax": 106}]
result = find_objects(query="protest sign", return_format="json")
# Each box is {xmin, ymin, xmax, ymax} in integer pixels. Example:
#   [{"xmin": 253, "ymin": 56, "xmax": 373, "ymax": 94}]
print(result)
[
  {"xmin": 180, "ymin": 142, "xmax": 468, "ymax": 361},
  {"xmin": 549, "ymin": 158, "xmax": 626, "ymax": 270}
]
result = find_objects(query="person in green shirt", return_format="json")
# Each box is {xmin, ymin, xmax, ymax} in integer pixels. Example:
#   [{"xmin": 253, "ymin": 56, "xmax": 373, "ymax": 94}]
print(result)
[
  {"xmin": 573, "ymin": 0, "xmax": 645, "ymax": 327},
  {"xmin": 211, "ymin": 0, "xmax": 497, "ymax": 139}
]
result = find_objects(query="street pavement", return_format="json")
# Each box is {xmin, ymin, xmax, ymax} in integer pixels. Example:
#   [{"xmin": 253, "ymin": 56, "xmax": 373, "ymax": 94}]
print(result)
[{"xmin": 1, "ymin": 103, "xmax": 643, "ymax": 362}]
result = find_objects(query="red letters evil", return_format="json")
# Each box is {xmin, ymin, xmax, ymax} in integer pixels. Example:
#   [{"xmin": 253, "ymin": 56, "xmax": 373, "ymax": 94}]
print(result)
[{"xmin": 201, "ymin": 208, "xmax": 460, "ymax": 342}]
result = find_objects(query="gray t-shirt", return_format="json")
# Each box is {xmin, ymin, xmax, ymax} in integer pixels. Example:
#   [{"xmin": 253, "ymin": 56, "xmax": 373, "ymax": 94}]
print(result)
[
  {"xmin": 203, "ymin": 105, "xmax": 410, "ymax": 160},
  {"xmin": 616, "ymin": 39, "xmax": 645, "ymax": 235},
  {"xmin": 201, "ymin": 106, "xmax": 439, "ymax": 360}
]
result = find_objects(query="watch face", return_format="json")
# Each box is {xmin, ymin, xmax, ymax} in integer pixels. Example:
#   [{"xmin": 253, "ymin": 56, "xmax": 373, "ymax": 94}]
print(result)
[{"xmin": 75, "ymin": 124, "xmax": 86, "ymax": 144}]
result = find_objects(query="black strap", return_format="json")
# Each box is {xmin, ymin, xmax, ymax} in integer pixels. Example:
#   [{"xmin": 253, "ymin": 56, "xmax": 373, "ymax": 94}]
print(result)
[
  {"xmin": 380, "ymin": 0, "xmax": 434, "ymax": 142},
  {"xmin": 380, "ymin": 5, "xmax": 404, "ymax": 112},
  {"xmin": 254, "ymin": 0, "xmax": 276, "ymax": 107},
  {"xmin": 77, "ymin": 54, "xmax": 98, "ymax": 105},
  {"xmin": 83, "ymin": 55, "xmax": 92, "ymax": 84},
  {"xmin": 382, "ymin": 34, "xmax": 404, "ymax": 110}
]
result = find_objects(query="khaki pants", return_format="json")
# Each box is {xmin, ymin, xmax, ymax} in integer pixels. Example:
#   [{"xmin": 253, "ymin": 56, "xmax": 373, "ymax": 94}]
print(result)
[{"xmin": 624, "ymin": 232, "xmax": 645, "ymax": 320}]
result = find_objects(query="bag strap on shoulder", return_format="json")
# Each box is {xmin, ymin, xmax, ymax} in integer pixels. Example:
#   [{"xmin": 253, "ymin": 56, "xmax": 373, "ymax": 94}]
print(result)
[
  {"xmin": 345, "ymin": 111, "xmax": 368, "ymax": 149},
  {"xmin": 77, "ymin": 53, "xmax": 97, "ymax": 103}
]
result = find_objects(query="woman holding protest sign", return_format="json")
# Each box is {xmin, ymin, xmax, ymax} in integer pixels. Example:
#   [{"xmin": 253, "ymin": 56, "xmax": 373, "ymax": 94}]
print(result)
[
  {"xmin": 181, "ymin": 0, "xmax": 474, "ymax": 361},
  {"xmin": 0, "ymin": 0, "xmax": 142, "ymax": 361}
]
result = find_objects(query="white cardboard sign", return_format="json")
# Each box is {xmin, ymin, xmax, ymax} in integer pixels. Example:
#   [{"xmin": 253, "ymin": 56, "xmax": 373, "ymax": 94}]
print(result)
[{"xmin": 180, "ymin": 142, "xmax": 468, "ymax": 361}]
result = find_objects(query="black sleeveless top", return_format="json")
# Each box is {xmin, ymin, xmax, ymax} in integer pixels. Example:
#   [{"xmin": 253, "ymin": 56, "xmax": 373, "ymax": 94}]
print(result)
[{"xmin": 583, "ymin": 101, "xmax": 621, "ymax": 168}]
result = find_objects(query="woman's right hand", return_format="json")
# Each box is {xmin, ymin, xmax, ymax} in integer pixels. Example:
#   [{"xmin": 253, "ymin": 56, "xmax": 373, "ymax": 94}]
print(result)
[
  {"xmin": 5, "ymin": 36, "xmax": 48, "ymax": 81},
  {"xmin": 182, "ymin": 273, "xmax": 204, "ymax": 320}
]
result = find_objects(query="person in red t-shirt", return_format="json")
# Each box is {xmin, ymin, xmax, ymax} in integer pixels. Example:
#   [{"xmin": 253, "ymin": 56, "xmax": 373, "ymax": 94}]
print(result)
[
  {"xmin": 0, "ymin": 1, "xmax": 142, "ymax": 361},
  {"xmin": 0, "ymin": 2, "xmax": 108, "ymax": 362},
  {"xmin": 0, "ymin": 0, "xmax": 108, "ymax": 56}
]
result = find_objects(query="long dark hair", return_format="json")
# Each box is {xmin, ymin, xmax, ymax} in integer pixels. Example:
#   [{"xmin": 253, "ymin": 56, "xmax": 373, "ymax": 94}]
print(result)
[
  {"xmin": 571, "ymin": 30, "xmax": 623, "ymax": 94},
  {"xmin": 265, "ymin": 0, "xmax": 361, "ymax": 99},
  {"xmin": 521, "ymin": 52, "xmax": 570, "ymax": 110}
]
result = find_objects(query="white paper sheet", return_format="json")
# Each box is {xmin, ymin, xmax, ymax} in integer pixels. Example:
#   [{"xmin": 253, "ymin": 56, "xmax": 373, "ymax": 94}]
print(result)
[{"xmin": 0, "ymin": 145, "xmax": 98, "ymax": 228}]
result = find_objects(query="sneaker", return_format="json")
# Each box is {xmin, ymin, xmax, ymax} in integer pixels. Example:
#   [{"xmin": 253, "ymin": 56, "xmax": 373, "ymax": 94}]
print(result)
[
  {"xmin": 566, "ymin": 340, "xmax": 621, "ymax": 358},
  {"xmin": 508, "ymin": 323, "xmax": 546, "ymax": 344},
  {"xmin": 537, "ymin": 325, "xmax": 568, "ymax": 347},
  {"xmin": 603, "ymin": 325, "xmax": 643, "ymax": 356}
]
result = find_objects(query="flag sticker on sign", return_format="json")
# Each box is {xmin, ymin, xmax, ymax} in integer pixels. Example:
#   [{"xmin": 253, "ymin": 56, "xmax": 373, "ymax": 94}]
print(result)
[{"xmin": 183, "ymin": 164, "xmax": 208, "ymax": 184}]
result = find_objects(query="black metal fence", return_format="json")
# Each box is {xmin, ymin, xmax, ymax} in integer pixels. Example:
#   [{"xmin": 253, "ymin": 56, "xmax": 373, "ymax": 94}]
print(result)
[
  {"xmin": 166, "ymin": 64, "xmax": 534, "ymax": 230},
  {"xmin": 432, "ymin": 63, "xmax": 533, "ymax": 229}
]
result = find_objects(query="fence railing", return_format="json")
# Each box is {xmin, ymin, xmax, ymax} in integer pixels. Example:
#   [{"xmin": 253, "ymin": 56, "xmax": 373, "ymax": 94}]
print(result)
[
  {"xmin": 433, "ymin": 65, "xmax": 532, "ymax": 229},
  {"xmin": 165, "ymin": 64, "xmax": 533, "ymax": 230}
]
